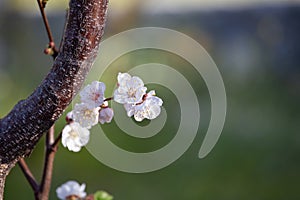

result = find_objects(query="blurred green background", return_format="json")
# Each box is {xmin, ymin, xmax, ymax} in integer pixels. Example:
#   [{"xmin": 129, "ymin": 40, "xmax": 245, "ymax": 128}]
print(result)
[{"xmin": 1, "ymin": 0, "xmax": 300, "ymax": 199}]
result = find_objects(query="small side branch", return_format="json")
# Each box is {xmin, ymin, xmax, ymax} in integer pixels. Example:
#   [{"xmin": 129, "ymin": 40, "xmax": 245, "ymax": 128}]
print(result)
[
  {"xmin": 52, "ymin": 131, "xmax": 62, "ymax": 149},
  {"xmin": 38, "ymin": 125, "xmax": 56, "ymax": 200},
  {"xmin": 19, "ymin": 125, "xmax": 62, "ymax": 200},
  {"xmin": 18, "ymin": 159, "xmax": 39, "ymax": 194},
  {"xmin": 36, "ymin": 0, "xmax": 58, "ymax": 58}
]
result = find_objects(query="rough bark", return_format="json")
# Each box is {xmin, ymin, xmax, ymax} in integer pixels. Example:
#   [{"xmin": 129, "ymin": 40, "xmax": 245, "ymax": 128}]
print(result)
[{"xmin": 0, "ymin": 0, "xmax": 109, "ymax": 198}]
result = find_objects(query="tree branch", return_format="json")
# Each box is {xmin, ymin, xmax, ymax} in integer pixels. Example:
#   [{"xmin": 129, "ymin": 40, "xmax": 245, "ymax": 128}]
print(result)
[
  {"xmin": 38, "ymin": 125, "xmax": 56, "ymax": 200},
  {"xmin": 18, "ymin": 159, "xmax": 39, "ymax": 196},
  {"xmin": 19, "ymin": 125, "xmax": 63, "ymax": 200},
  {"xmin": 37, "ymin": 0, "xmax": 58, "ymax": 58},
  {"xmin": 52, "ymin": 131, "xmax": 62, "ymax": 149},
  {"xmin": 0, "ymin": 0, "xmax": 109, "ymax": 198}
]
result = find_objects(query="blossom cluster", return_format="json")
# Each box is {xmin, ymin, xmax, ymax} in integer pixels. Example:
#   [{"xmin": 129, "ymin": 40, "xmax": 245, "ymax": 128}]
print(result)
[
  {"xmin": 61, "ymin": 81, "xmax": 114, "ymax": 152},
  {"xmin": 114, "ymin": 73, "xmax": 163, "ymax": 122},
  {"xmin": 61, "ymin": 72, "xmax": 163, "ymax": 152}
]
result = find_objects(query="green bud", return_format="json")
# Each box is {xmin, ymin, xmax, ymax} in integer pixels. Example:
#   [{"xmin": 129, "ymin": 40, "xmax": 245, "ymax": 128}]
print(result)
[{"xmin": 93, "ymin": 191, "xmax": 113, "ymax": 200}]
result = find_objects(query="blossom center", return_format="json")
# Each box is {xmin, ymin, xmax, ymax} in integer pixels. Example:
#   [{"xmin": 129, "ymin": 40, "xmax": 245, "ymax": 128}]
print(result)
[
  {"xmin": 69, "ymin": 130, "xmax": 78, "ymax": 138},
  {"xmin": 84, "ymin": 109, "xmax": 92, "ymax": 118},
  {"xmin": 92, "ymin": 92, "xmax": 100, "ymax": 101},
  {"xmin": 128, "ymin": 88, "xmax": 136, "ymax": 98}
]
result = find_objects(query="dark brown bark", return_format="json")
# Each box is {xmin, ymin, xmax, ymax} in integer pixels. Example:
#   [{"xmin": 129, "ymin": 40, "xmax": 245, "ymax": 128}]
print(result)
[{"xmin": 0, "ymin": 0, "xmax": 109, "ymax": 199}]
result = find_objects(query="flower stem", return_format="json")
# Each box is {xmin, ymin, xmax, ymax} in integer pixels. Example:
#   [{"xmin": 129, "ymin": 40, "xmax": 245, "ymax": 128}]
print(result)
[{"xmin": 104, "ymin": 97, "xmax": 113, "ymax": 102}]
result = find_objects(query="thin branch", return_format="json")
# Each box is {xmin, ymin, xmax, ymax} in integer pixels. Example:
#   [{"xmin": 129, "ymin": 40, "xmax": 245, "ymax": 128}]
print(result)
[
  {"xmin": 104, "ymin": 97, "xmax": 113, "ymax": 102},
  {"xmin": 52, "ymin": 131, "xmax": 62, "ymax": 149},
  {"xmin": 18, "ymin": 159, "xmax": 39, "ymax": 193},
  {"xmin": 36, "ymin": 0, "xmax": 58, "ymax": 58},
  {"xmin": 38, "ymin": 125, "xmax": 56, "ymax": 200},
  {"xmin": 45, "ymin": 125, "xmax": 55, "ymax": 149},
  {"xmin": 37, "ymin": 0, "xmax": 54, "ymax": 42},
  {"xmin": 18, "ymin": 125, "xmax": 58, "ymax": 200}
]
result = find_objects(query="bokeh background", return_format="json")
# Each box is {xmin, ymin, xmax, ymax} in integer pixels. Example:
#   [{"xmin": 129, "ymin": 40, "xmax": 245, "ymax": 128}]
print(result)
[{"xmin": 1, "ymin": 0, "xmax": 300, "ymax": 199}]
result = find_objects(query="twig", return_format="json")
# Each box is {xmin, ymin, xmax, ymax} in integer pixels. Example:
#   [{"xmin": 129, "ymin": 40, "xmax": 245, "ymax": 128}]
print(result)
[
  {"xmin": 36, "ymin": 0, "xmax": 58, "ymax": 58},
  {"xmin": 18, "ymin": 125, "xmax": 59, "ymax": 200},
  {"xmin": 45, "ymin": 125, "xmax": 55, "ymax": 149},
  {"xmin": 18, "ymin": 159, "xmax": 39, "ymax": 195},
  {"xmin": 52, "ymin": 131, "xmax": 63, "ymax": 149},
  {"xmin": 104, "ymin": 97, "xmax": 113, "ymax": 102},
  {"xmin": 38, "ymin": 125, "xmax": 56, "ymax": 200},
  {"xmin": 18, "ymin": 125, "xmax": 62, "ymax": 200}
]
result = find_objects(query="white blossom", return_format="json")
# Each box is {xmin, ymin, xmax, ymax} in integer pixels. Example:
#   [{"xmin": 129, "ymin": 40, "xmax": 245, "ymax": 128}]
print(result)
[
  {"xmin": 123, "ymin": 103, "xmax": 135, "ymax": 117},
  {"xmin": 99, "ymin": 107, "xmax": 114, "ymax": 124},
  {"xmin": 127, "ymin": 90, "xmax": 163, "ymax": 122},
  {"xmin": 73, "ymin": 103, "xmax": 99, "ymax": 128},
  {"xmin": 56, "ymin": 180, "xmax": 87, "ymax": 200},
  {"xmin": 114, "ymin": 72, "xmax": 147, "ymax": 104},
  {"xmin": 80, "ymin": 81, "xmax": 106, "ymax": 109},
  {"xmin": 134, "ymin": 96, "xmax": 163, "ymax": 121},
  {"xmin": 62, "ymin": 122, "xmax": 90, "ymax": 152}
]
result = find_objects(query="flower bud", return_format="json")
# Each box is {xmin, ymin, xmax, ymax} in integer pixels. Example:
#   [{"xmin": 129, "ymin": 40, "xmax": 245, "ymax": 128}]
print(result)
[{"xmin": 99, "ymin": 107, "xmax": 114, "ymax": 124}]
